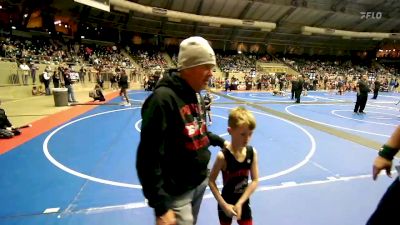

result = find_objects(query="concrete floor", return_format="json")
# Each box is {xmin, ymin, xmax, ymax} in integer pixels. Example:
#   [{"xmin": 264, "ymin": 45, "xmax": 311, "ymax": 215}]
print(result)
[{"xmin": 1, "ymin": 81, "xmax": 141, "ymax": 127}]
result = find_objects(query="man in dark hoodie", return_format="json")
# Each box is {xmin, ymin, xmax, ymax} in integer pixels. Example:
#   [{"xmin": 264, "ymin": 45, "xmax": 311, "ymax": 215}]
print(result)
[{"xmin": 136, "ymin": 36, "xmax": 227, "ymax": 225}]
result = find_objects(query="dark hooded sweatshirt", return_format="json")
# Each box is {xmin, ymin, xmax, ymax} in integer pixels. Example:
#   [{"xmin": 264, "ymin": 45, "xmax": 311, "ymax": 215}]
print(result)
[
  {"xmin": 0, "ymin": 108, "xmax": 12, "ymax": 129},
  {"xmin": 136, "ymin": 75, "xmax": 225, "ymax": 216}
]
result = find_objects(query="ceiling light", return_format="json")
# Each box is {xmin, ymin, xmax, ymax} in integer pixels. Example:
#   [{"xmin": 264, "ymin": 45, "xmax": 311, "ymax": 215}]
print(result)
[
  {"xmin": 168, "ymin": 17, "xmax": 181, "ymax": 23},
  {"xmin": 113, "ymin": 6, "xmax": 129, "ymax": 13},
  {"xmin": 209, "ymin": 23, "xmax": 221, "ymax": 27}
]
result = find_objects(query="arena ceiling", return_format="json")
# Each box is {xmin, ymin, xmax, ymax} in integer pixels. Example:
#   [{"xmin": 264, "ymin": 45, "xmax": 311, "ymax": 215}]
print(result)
[{"xmin": 2, "ymin": 0, "xmax": 400, "ymax": 51}]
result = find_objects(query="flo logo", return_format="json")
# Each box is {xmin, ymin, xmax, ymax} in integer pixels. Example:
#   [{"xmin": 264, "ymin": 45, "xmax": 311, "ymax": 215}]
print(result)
[{"xmin": 360, "ymin": 12, "xmax": 382, "ymax": 19}]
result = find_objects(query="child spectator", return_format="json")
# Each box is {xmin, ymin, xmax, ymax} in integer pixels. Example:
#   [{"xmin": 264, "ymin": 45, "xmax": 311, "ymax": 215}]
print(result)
[
  {"xmin": 32, "ymin": 86, "xmax": 41, "ymax": 96},
  {"xmin": 90, "ymin": 84, "xmax": 105, "ymax": 102},
  {"xmin": 38, "ymin": 85, "xmax": 45, "ymax": 95}
]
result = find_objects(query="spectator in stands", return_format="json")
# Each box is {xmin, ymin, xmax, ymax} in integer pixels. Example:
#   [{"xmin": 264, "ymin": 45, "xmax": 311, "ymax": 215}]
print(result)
[
  {"xmin": 38, "ymin": 85, "xmax": 46, "ymax": 95},
  {"xmin": 63, "ymin": 68, "xmax": 77, "ymax": 103},
  {"xmin": 19, "ymin": 61, "xmax": 30, "ymax": 85},
  {"xmin": 32, "ymin": 86, "xmax": 39, "ymax": 96},
  {"xmin": 43, "ymin": 71, "xmax": 51, "ymax": 95},
  {"xmin": 30, "ymin": 62, "xmax": 38, "ymax": 84},
  {"xmin": 0, "ymin": 99, "xmax": 21, "ymax": 139},
  {"xmin": 79, "ymin": 66, "xmax": 86, "ymax": 84},
  {"xmin": 32, "ymin": 85, "xmax": 44, "ymax": 96},
  {"xmin": 52, "ymin": 69, "xmax": 61, "ymax": 88}
]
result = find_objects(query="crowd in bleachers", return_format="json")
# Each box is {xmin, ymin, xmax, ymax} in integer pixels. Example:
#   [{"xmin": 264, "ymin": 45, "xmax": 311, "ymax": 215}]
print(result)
[
  {"xmin": 216, "ymin": 53, "xmax": 256, "ymax": 73},
  {"xmin": 1, "ymin": 36, "xmax": 146, "ymax": 89},
  {"xmin": 273, "ymin": 55, "xmax": 386, "ymax": 88},
  {"xmin": 130, "ymin": 49, "xmax": 168, "ymax": 70},
  {"xmin": 1, "ymin": 37, "xmax": 70, "ymax": 64},
  {"xmin": 1, "ymin": 35, "xmax": 399, "ymax": 97}
]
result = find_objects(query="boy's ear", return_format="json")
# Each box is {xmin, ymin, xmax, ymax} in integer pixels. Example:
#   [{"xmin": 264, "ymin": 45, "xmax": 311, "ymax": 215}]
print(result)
[{"xmin": 227, "ymin": 127, "xmax": 232, "ymax": 135}]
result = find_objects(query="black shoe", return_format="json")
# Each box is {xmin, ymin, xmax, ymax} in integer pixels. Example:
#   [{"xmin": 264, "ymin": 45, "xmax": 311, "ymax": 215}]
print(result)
[{"xmin": 359, "ymin": 111, "xmax": 365, "ymax": 114}]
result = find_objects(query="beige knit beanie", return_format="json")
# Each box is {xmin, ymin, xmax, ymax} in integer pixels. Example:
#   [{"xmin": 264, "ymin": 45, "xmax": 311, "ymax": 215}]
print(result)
[{"xmin": 177, "ymin": 36, "xmax": 216, "ymax": 71}]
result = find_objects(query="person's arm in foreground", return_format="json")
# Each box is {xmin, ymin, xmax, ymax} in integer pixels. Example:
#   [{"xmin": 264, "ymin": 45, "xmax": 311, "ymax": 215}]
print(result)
[
  {"xmin": 207, "ymin": 131, "xmax": 228, "ymax": 148},
  {"xmin": 372, "ymin": 126, "xmax": 400, "ymax": 180}
]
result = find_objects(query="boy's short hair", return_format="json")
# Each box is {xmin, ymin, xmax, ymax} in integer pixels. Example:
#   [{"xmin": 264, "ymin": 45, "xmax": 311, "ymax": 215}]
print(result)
[{"xmin": 228, "ymin": 107, "xmax": 256, "ymax": 130}]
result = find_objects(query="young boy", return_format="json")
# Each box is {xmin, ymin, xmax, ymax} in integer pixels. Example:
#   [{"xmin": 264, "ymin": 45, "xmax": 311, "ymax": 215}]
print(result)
[{"xmin": 209, "ymin": 106, "xmax": 259, "ymax": 225}]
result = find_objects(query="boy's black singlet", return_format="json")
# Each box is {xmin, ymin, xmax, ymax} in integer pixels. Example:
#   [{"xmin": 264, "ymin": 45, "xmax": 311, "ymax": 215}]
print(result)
[{"xmin": 218, "ymin": 146, "xmax": 254, "ymax": 221}]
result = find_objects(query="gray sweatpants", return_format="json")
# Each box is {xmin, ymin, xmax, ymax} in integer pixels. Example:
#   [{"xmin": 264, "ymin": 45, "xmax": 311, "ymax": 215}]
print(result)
[{"xmin": 169, "ymin": 177, "xmax": 208, "ymax": 225}]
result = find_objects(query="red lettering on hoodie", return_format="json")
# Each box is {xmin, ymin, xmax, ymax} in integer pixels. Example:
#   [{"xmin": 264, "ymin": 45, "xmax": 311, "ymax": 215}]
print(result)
[
  {"xmin": 185, "ymin": 135, "xmax": 210, "ymax": 151},
  {"xmin": 180, "ymin": 103, "xmax": 209, "ymax": 151}
]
